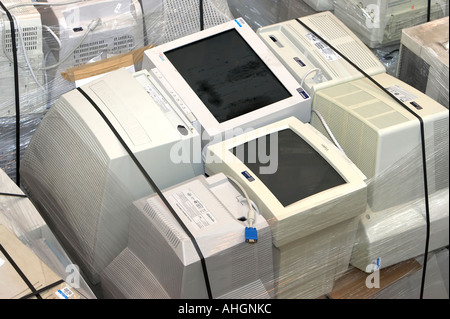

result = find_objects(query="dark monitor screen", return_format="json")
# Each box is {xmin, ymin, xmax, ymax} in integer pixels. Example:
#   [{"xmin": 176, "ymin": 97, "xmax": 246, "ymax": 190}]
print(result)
[
  {"xmin": 232, "ymin": 129, "xmax": 346, "ymax": 207},
  {"xmin": 164, "ymin": 29, "xmax": 292, "ymax": 123}
]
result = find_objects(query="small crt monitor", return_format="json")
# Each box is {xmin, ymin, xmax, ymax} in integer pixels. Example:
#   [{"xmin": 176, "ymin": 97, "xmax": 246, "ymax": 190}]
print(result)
[
  {"xmin": 143, "ymin": 18, "xmax": 311, "ymax": 145},
  {"xmin": 204, "ymin": 116, "xmax": 368, "ymax": 247}
]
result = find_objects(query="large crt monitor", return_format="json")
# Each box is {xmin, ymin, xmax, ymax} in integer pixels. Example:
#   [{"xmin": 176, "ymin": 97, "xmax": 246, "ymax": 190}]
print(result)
[
  {"xmin": 310, "ymin": 72, "xmax": 449, "ymax": 212},
  {"xmin": 143, "ymin": 18, "xmax": 311, "ymax": 145},
  {"xmin": 101, "ymin": 173, "xmax": 275, "ymax": 299},
  {"xmin": 256, "ymin": 11, "xmax": 386, "ymax": 96},
  {"xmin": 204, "ymin": 117, "xmax": 368, "ymax": 298},
  {"xmin": 20, "ymin": 68, "xmax": 203, "ymax": 285}
]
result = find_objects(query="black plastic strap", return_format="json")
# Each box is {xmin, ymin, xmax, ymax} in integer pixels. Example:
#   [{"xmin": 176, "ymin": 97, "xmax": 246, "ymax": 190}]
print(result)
[
  {"xmin": 20, "ymin": 279, "xmax": 65, "ymax": 299},
  {"xmin": 76, "ymin": 87, "xmax": 214, "ymax": 299},
  {"xmin": 427, "ymin": 0, "xmax": 431, "ymax": 22},
  {"xmin": 0, "ymin": 1, "xmax": 21, "ymax": 186},
  {"xmin": 295, "ymin": 18, "xmax": 431, "ymax": 299},
  {"xmin": 199, "ymin": 0, "xmax": 204, "ymax": 31},
  {"xmin": 0, "ymin": 244, "xmax": 42, "ymax": 299},
  {"xmin": 0, "ymin": 192, "xmax": 28, "ymax": 198}
]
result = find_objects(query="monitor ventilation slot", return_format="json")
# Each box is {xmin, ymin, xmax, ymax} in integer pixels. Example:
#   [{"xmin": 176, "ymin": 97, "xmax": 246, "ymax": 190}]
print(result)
[{"xmin": 143, "ymin": 201, "xmax": 182, "ymax": 249}]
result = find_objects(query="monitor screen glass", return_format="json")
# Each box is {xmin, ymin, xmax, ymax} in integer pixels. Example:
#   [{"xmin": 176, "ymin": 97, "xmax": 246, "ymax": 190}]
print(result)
[
  {"xmin": 231, "ymin": 129, "xmax": 346, "ymax": 206},
  {"xmin": 164, "ymin": 29, "xmax": 292, "ymax": 123}
]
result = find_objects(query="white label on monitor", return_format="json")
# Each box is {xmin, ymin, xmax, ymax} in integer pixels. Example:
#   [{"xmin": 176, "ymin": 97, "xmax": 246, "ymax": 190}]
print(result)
[
  {"xmin": 55, "ymin": 287, "xmax": 74, "ymax": 299},
  {"xmin": 0, "ymin": 257, "xmax": 4, "ymax": 267},
  {"xmin": 306, "ymin": 32, "xmax": 341, "ymax": 61},
  {"xmin": 171, "ymin": 190, "xmax": 217, "ymax": 231},
  {"xmin": 385, "ymin": 85, "xmax": 418, "ymax": 103}
]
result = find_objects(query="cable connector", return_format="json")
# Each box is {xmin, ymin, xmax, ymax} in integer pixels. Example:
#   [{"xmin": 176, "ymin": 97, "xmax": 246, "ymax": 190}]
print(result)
[{"xmin": 245, "ymin": 227, "xmax": 258, "ymax": 244}]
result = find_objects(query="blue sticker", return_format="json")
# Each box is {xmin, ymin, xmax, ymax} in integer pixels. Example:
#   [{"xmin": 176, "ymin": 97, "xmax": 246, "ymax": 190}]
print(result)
[
  {"xmin": 297, "ymin": 88, "xmax": 309, "ymax": 99},
  {"xmin": 294, "ymin": 57, "xmax": 306, "ymax": 67},
  {"xmin": 235, "ymin": 19, "xmax": 242, "ymax": 27},
  {"xmin": 57, "ymin": 290, "xmax": 69, "ymax": 299},
  {"xmin": 241, "ymin": 171, "xmax": 255, "ymax": 182}
]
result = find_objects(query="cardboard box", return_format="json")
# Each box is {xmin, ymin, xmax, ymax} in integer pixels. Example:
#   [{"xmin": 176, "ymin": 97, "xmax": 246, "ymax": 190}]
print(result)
[{"xmin": 0, "ymin": 224, "xmax": 83, "ymax": 299}]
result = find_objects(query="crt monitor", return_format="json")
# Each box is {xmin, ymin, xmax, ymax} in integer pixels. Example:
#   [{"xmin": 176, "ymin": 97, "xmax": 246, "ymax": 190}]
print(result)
[
  {"xmin": 143, "ymin": 18, "xmax": 311, "ymax": 145},
  {"xmin": 204, "ymin": 116, "xmax": 368, "ymax": 298},
  {"xmin": 204, "ymin": 116, "xmax": 368, "ymax": 248},
  {"xmin": 20, "ymin": 67, "xmax": 203, "ymax": 284},
  {"xmin": 310, "ymin": 72, "xmax": 449, "ymax": 212},
  {"xmin": 256, "ymin": 11, "xmax": 386, "ymax": 96}
]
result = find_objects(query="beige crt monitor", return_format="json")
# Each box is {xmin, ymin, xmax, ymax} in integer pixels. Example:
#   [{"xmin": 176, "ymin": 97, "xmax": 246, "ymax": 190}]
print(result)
[
  {"xmin": 204, "ymin": 116, "xmax": 368, "ymax": 248},
  {"xmin": 204, "ymin": 116, "xmax": 368, "ymax": 298},
  {"xmin": 101, "ymin": 173, "xmax": 275, "ymax": 299},
  {"xmin": 256, "ymin": 11, "xmax": 386, "ymax": 97},
  {"xmin": 142, "ymin": 18, "xmax": 311, "ymax": 146},
  {"xmin": 311, "ymin": 72, "xmax": 449, "ymax": 212},
  {"xmin": 20, "ymin": 67, "xmax": 203, "ymax": 284}
]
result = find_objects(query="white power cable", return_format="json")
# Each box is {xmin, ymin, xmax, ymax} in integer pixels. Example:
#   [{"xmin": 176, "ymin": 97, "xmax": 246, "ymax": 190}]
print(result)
[
  {"xmin": 43, "ymin": 25, "xmax": 61, "ymax": 48},
  {"xmin": 300, "ymin": 67, "xmax": 322, "ymax": 89},
  {"xmin": 226, "ymin": 174, "xmax": 257, "ymax": 228}
]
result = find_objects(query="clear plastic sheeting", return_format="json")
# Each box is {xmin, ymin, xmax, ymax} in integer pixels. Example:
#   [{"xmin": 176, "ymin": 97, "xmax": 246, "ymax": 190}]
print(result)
[
  {"xmin": 397, "ymin": 16, "xmax": 449, "ymax": 108},
  {"xmin": 227, "ymin": 0, "xmax": 318, "ymax": 30},
  {"xmin": 2, "ymin": 3, "xmax": 449, "ymax": 300},
  {"xmin": 371, "ymin": 44, "xmax": 401, "ymax": 76},
  {"xmin": 0, "ymin": 168, "xmax": 96, "ymax": 299},
  {"xmin": 304, "ymin": 0, "xmax": 336, "ymax": 12},
  {"xmin": 334, "ymin": 0, "xmax": 449, "ymax": 48},
  {"xmin": 0, "ymin": 0, "xmax": 234, "ymax": 180}
]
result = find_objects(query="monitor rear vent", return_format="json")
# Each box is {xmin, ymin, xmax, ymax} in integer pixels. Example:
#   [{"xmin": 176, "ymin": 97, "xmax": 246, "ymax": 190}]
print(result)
[
  {"xmin": 334, "ymin": 41, "xmax": 381, "ymax": 70},
  {"xmin": 4, "ymin": 27, "xmax": 40, "ymax": 53},
  {"xmin": 306, "ymin": 14, "xmax": 350, "ymax": 41},
  {"xmin": 142, "ymin": 200, "xmax": 182, "ymax": 249}
]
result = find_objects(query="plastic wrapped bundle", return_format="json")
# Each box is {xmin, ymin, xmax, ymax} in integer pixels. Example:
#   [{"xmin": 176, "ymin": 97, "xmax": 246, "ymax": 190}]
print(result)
[
  {"xmin": 397, "ymin": 17, "xmax": 449, "ymax": 109},
  {"xmin": 1, "ymin": 0, "xmax": 234, "ymax": 181},
  {"xmin": 101, "ymin": 173, "xmax": 275, "ymax": 299},
  {"xmin": 0, "ymin": 168, "xmax": 95, "ymax": 299},
  {"xmin": 334, "ymin": 0, "xmax": 449, "ymax": 48}
]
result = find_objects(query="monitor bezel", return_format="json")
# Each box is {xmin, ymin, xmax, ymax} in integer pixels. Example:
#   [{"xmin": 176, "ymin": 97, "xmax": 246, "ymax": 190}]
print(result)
[{"xmin": 143, "ymin": 18, "xmax": 311, "ymax": 139}]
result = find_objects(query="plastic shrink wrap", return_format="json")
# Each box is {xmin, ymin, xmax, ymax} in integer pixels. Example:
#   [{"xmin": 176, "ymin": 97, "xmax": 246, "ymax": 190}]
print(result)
[
  {"xmin": 0, "ymin": 168, "xmax": 95, "ymax": 299},
  {"xmin": 397, "ymin": 16, "xmax": 449, "ymax": 109},
  {"xmin": 1, "ymin": 2, "xmax": 449, "ymax": 299},
  {"xmin": 19, "ymin": 67, "xmax": 448, "ymax": 299},
  {"xmin": 227, "ymin": 0, "xmax": 318, "ymax": 30},
  {"xmin": 333, "ymin": 0, "xmax": 449, "ymax": 48}
]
